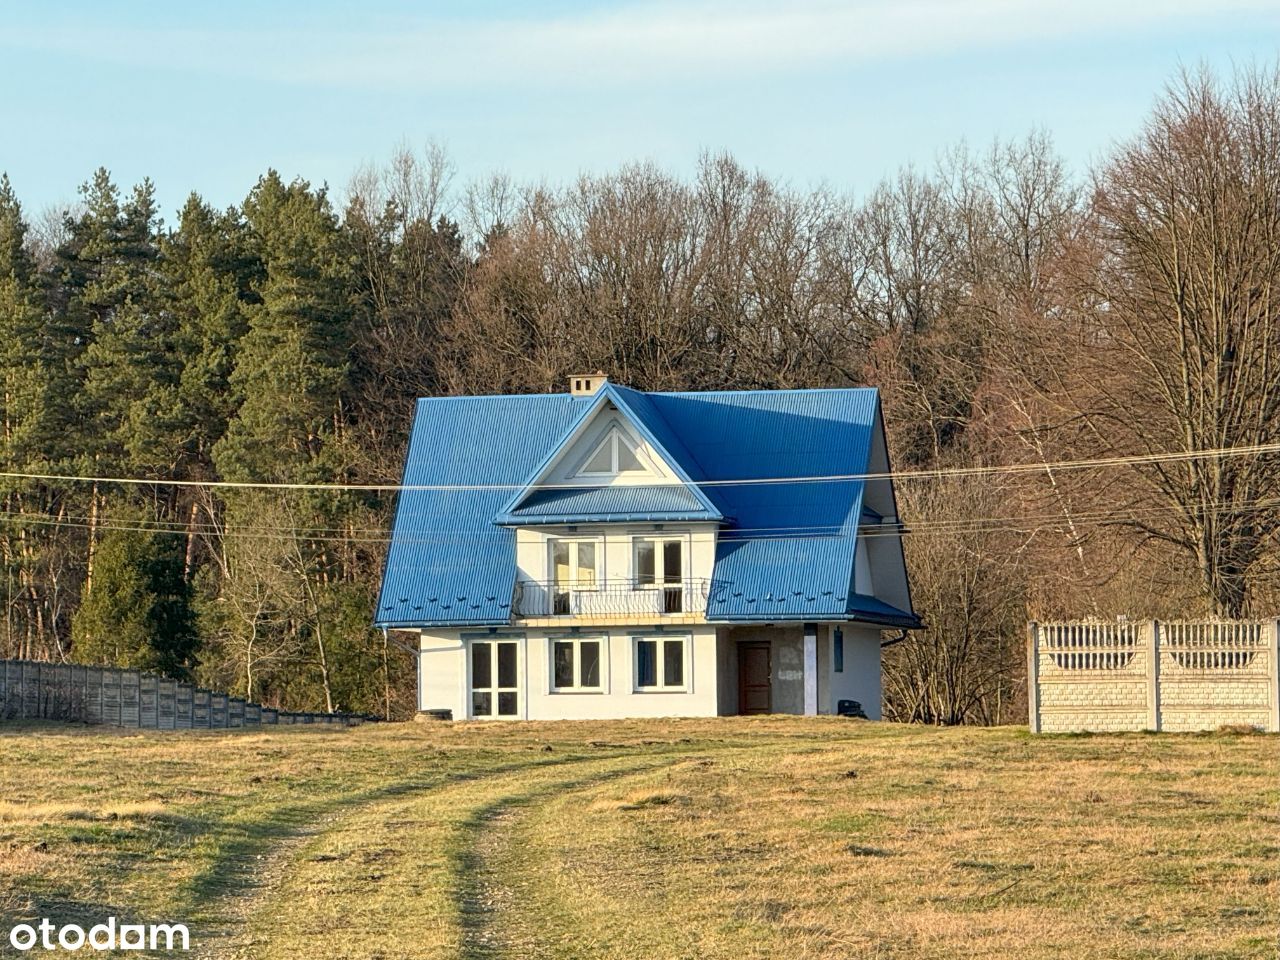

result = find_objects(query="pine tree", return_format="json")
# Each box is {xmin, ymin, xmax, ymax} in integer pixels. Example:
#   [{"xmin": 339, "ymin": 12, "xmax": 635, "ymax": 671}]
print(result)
[
  {"xmin": 0, "ymin": 175, "xmax": 72, "ymax": 659},
  {"xmin": 0, "ymin": 174, "xmax": 52, "ymax": 469},
  {"xmin": 164, "ymin": 193, "xmax": 254, "ymax": 473},
  {"xmin": 70, "ymin": 524, "xmax": 199, "ymax": 678},
  {"xmin": 74, "ymin": 175, "xmax": 173, "ymax": 476},
  {"xmin": 214, "ymin": 171, "xmax": 354, "ymax": 483},
  {"xmin": 210, "ymin": 173, "xmax": 361, "ymax": 713}
]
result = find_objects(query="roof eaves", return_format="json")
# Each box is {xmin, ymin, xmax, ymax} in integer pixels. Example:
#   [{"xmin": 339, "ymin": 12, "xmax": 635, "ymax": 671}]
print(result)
[
  {"xmin": 846, "ymin": 593, "xmax": 923, "ymax": 629},
  {"xmin": 374, "ymin": 616, "xmax": 512, "ymax": 628},
  {"xmin": 495, "ymin": 511, "xmax": 718, "ymax": 525}
]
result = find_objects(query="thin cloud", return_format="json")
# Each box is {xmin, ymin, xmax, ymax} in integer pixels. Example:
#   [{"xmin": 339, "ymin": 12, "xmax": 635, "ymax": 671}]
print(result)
[{"xmin": 4, "ymin": 0, "xmax": 1278, "ymax": 92}]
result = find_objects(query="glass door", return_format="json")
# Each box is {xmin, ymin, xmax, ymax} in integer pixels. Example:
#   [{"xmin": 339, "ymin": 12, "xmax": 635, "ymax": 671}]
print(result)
[
  {"xmin": 635, "ymin": 537, "xmax": 684, "ymax": 612},
  {"xmin": 471, "ymin": 640, "xmax": 519, "ymax": 718},
  {"xmin": 551, "ymin": 539, "xmax": 598, "ymax": 615}
]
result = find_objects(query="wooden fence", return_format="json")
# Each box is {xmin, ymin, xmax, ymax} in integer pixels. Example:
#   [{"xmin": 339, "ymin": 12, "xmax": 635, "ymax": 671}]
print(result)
[
  {"xmin": 0, "ymin": 660, "xmax": 368, "ymax": 729},
  {"xmin": 1027, "ymin": 619, "xmax": 1280, "ymax": 733}
]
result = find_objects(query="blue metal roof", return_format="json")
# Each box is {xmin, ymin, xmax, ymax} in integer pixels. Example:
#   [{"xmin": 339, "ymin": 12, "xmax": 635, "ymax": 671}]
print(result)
[
  {"xmin": 848, "ymin": 594, "xmax": 920, "ymax": 628},
  {"xmin": 377, "ymin": 385, "xmax": 918, "ymax": 628},
  {"xmin": 630, "ymin": 388, "xmax": 884, "ymax": 621},
  {"xmin": 377, "ymin": 394, "xmax": 589, "ymax": 627},
  {"xmin": 497, "ymin": 484, "xmax": 717, "ymax": 525}
]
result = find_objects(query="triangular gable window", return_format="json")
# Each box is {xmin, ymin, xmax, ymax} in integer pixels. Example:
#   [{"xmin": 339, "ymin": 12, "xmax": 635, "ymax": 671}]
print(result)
[
  {"xmin": 581, "ymin": 441, "xmax": 614, "ymax": 474},
  {"xmin": 575, "ymin": 427, "xmax": 650, "ymax": 477}
]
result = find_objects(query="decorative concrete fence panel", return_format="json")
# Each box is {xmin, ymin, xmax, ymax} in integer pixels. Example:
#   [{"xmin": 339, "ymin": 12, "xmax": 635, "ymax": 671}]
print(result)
[
  {"xmin": 1028, "ymin": 619, "xmax": 1280, "ymax": 733},
  {"xmin": 0, "ymin": 660, "xmax": 367, "ymax": 730}
]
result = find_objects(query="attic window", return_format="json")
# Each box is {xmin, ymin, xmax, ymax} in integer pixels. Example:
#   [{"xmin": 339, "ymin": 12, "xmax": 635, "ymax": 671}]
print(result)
[{"xmin": 576, "ymin": 427, "xmax": 648, "ymax": 477}]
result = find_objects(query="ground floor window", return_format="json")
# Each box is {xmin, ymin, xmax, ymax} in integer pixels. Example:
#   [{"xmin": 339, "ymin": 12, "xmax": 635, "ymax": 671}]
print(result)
[
  {"xmin": 635, "ymin": 636, "xmax": 687, "ymax": 691},
  {"xmin": 472, "ymin": 639, "xmax": 519, "ymax": 718},
  {"xmin": 551, "ymin": 637, "xmax": 604, "ymax": 691}
]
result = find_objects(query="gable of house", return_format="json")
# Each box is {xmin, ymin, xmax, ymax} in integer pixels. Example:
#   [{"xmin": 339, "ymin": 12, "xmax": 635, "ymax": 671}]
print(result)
[{"xmin": 493, "ymin": 384, "xmax": 722, "ymax": 525}]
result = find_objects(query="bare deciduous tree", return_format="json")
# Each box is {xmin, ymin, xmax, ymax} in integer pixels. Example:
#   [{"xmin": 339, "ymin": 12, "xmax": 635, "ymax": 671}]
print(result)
[{"xmin": 1011, "ymin": 67, "xmax": 1280, "ymax": 617}]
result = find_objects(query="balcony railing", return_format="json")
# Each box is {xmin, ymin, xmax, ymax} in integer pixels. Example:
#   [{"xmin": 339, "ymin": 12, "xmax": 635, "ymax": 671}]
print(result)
[{"xmin": 512, "ymin": 579, "xmax": 710, "ymax": 618}]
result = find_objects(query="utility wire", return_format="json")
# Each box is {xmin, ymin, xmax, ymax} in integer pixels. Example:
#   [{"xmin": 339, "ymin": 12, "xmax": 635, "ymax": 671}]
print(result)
[
  {"xmin": 0, "ymin": 439, "xmax": 1276, "ymax": 492},
  {"xmin": 1, "ymin": 489, "xmax": 1278, "ymax": 545}
]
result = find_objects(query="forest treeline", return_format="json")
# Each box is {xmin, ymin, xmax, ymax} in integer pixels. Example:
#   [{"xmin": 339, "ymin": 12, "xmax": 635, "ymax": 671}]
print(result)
[{"xmin": 1, "ymin": 66, "xmax": 1278, "ymax": 722}]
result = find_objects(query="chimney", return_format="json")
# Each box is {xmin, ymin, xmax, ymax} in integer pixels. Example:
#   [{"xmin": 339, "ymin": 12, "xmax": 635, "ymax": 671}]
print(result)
[{"xmin": 569, "ymin": 372, "xmax": 607, "ymax": 396}]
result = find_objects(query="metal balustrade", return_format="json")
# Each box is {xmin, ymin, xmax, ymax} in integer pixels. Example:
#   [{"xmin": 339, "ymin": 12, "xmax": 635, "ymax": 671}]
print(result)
[{"xmin": 512, "ymin": 578, "xmax": 711, "ymax": 617}]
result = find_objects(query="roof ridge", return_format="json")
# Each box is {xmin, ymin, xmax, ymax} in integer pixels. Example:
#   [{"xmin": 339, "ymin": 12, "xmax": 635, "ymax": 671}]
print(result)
[{"xmin": 414, "ymin": 386, "xmax": 881, "ymax": 402}]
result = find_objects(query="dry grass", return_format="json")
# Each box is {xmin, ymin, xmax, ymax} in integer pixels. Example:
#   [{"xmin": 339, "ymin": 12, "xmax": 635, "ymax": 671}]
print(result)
[{"xmin": 0, "ymin": 719, "xmax": 1276, "ymax": 958}]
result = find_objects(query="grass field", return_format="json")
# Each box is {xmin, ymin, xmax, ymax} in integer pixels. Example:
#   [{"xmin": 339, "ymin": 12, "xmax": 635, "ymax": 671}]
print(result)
[{"xmin": 0, "ymin": 718, "xmax": 1277, "ymax": 959}]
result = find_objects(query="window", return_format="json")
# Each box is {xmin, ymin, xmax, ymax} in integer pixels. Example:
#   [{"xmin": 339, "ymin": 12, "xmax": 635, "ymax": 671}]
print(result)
[
  {"xmin": 833, "ymin": 628, "xmax": 844, "ymax": 673},
  {"xmin": 635, "ymin": 637, "xmax": 687, "ymax": 691},
  {"xmin": 635, "ymin": 537, "xmax": 685, "ymax": 612},
  {"xmin": 551, "ymin": 638, "xmax": 604, "ymax": 691},
  {"xmin": 550, "ymin": 538, "xmax": 599, "ymax": 615},
  {"xmin": 576, "ymin": 426, "xmax": 648, "ymax": 477},
  {"xmin": 472, "ymin": 640, "xmax": 519, "ymax": 718}
]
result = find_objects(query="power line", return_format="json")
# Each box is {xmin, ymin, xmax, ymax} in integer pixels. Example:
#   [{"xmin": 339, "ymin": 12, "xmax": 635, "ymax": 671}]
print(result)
[
  {"xmin": 0, "ymin": 439, "xmax": 1276, "ymax": 493},
  {"xmin": 1, "ymin": 489, "xmax": 1278, "ymax": 545}
]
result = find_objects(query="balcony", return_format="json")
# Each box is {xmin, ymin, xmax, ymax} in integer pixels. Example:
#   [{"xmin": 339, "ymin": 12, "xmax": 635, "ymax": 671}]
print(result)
[{"xmin": 512, "ymin": 579, "xmax": 710, "ymax": 619}]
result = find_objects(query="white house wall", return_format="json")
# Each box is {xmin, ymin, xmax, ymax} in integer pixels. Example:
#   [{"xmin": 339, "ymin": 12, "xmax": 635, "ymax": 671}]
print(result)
[
  {"xmin": 829, "ymin": 626, "xmax": 883, "ymax": 719},
  {"xmin": 863, "ymin": 532, "xmax": 911, "ymax": 613},
  {"xmin": 854, "ymin": 538, "xmax": 873, "ymax": 595},
  {"xmin": 420, "ymin": 622, "xmax": 884, "ymax": 720},
  {"xmin": 514, "ymin": 523, "xmax": 719, "ymax": 587},
  {"xmin": 857, "ymin": 405, "xmax": 912, "ymax": 614},
  {"xmin": 420, "ymin": 626, "xmax": 720, "ymax": 720},
  {"xmin": 418, "ymin": 630, "xmax": 467, "ymax": 716}
]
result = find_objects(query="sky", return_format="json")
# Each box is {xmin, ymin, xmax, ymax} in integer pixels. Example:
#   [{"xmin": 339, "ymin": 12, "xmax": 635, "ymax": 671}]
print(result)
[{"xmin": 1, "ymin": 0, "xmax": 1278, "ymax": 221}]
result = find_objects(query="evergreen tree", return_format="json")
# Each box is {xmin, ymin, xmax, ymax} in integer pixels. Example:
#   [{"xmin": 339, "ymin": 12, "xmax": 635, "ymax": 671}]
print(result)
[
  {"xmin": 70, "ymin": 524, "xmax": 199, "ymax": 678},
  {"xmin": 74, "ymin": 176, "xmax": 173, "ymax": 476},
  {"xmin": 214, "ymin": 171, "xmax": 354, "ymax": 483},
  {"xmin": 164, "ymin": 194, "xmax": 254, "ymax": 474},
  {"xmin": 0, "ymin": 175, "xmax": 53, "ymax": 469},
  {"xmin": 210, "ymin": 173, "xmax": 362, "ymax": 713},
  {"xmin": 0, "ymin": 175, "xmax": 74, "ymax": 660}
]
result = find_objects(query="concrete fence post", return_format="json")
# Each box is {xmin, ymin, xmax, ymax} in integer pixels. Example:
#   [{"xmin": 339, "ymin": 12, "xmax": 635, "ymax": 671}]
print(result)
[
  {"xmin": 1147, "ymin": 619, "xmax": 1161, "ymax": 732},
  {"xmin": 1271, "ymin": 619, "xmax": 1280, "ymax": 734},
  {"xmin": 1026, "ymin": 621, "xmax": 1040, "ymax": 733}
]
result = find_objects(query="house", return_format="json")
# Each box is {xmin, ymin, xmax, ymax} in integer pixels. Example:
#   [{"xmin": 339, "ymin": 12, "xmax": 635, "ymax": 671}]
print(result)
[{"xmin": 376, "ymin": 375, "xmax": 919, "ymax": 721}]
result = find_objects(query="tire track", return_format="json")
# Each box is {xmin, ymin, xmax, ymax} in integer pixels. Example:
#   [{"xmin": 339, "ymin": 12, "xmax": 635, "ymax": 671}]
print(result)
[
  {"xmin": 450, "ymin": 757, "xmax": 683, "ymax": 960},
  {"xmin": 197, "ymin": 750, "xmax": 698, "ymax": 959}
]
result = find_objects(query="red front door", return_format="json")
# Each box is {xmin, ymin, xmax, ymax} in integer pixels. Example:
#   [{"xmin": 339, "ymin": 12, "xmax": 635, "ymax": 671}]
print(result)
[{"xmin": 738, "ymin": 642, "xmax": 771, "ymax": 714}]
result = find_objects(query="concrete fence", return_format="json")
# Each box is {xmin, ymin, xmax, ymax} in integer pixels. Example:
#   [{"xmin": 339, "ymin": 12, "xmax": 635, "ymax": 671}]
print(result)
[
  {"xmin": 0, "ymin": 660, "xmax": 368, "ymax": 729},
  {"xmin": 1027, "ymin": 619, "xmax": 1280, "ymax": 733}
]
